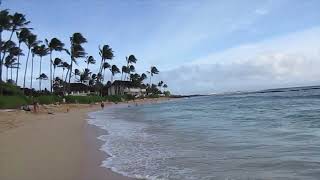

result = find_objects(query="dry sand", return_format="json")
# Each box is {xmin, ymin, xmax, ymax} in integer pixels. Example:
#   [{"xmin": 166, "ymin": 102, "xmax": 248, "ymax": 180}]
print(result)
[{"xmin": 0, "ymin": 104, "xmax": 134, "ymax": 180}]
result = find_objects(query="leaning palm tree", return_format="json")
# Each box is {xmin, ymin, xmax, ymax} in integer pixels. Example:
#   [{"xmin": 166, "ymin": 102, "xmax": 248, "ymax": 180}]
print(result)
[
  {"xmin": 147, "ymin": 66, "xmax": 159, "ymax": 85},
  {"xmin": 23, "ymin": 33, "xmax": 39, "ymax": 89},
  {"xmin": 85, "ymin": 55, "xmax": 95, "ymax": 69},
  {"xmin": 98, "ymin": 45, "xmax": 114, "ymax": 77},
  {"xmin": 66, "ymin": 33, "xmax": 87, "ymax": 86},
  {"xmin": 124, "ymin": 55, "xmax": 137, "ymax": 80},
  {"xmin": 36, "ymin": 73, "xmax": 48, "ymax": 91},
  {"xmin": 163, "ymin": 84, "xmax": 168, "ymax": 91},
  {"xmin": 102, "ymin": 62, "xmax": 110, "ymax": 82},
  {"xmin": 74, "ymin": 68, "xmax": 80, "ymax": 82},
  {"xmin": 45, "ymin": 38, "xmax": 65, "ymax": 92},
  {"xmin": 2, "ymin": 12, "xmax": 30, "ymax": 71},
  {"xmin": 121, "ymin": 65, "xmax": 129, "ymax": 81},
  {"xmin": 58, "ymin": 61, "xmax": 70, "ymax": 82},
  {"xmin": 35, "ymin": 44, "xmax": 49, "ymax": 91},
  {"xmin": 110, "ymin": 65, "xmax": 120, "ymax": 82},
  {"xmin": 15, "ymin": 28, "xmax": 30, "ymax": 84},
  {"xmin": 0, "ymin": 9, "xmax": 12, "ymax": 81},
  {"xmin": 8, "ymin": 12, "xmax": 30, "ymax": 41},
  {"xmin": 53, "ymin": 58, "xmax": 62, "ymax": 80},
  {"xmin": 4, "ymin": 55, "xmax": 16, "ymax": 81}
]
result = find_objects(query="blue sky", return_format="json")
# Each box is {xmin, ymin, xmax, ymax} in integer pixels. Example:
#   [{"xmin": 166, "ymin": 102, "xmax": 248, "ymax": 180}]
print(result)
[{"xmin": 2, "ymin": 0, "xmax": 320, "ymax": 94}]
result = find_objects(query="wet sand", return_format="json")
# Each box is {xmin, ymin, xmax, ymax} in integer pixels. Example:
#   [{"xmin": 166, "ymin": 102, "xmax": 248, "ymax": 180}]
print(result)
[{"xmin": 0, "ymin": 104, "xmax": 134, "ymax": 180}]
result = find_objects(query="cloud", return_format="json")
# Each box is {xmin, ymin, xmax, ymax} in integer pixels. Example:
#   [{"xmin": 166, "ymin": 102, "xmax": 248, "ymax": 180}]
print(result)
[
  {"xmin": 255, "ymin": 8, "xmax": 269, "ymax": 15},
  {"xmin": 156, "ymin": 27, "xmax": 320, "ymax": 94}
]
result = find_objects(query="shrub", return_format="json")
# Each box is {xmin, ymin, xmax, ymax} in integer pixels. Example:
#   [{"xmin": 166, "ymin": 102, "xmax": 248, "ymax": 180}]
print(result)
[
  {"xmin": 105, "ymin": 95, "xmax": 122, "ymax": 103},
  {"xmin": 65, "ymin": 95, "xmax": 107, "ymax": 104},
  {"xmin": 0, "ymin": 82, "xmax": 24, "ymax": 96},
  {"xmin": 0, "ymin": 96, "xmax": 29, "ymax": 109},
  {"xmin": 32, "ymin": 95, "xmax": 63, "ymax": 105}
]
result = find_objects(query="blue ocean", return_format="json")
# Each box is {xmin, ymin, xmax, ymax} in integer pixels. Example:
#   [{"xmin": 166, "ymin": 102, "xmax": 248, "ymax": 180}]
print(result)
[{"xmin": 88, "ymin": 86, "xmax": 320, "ymax": 180}]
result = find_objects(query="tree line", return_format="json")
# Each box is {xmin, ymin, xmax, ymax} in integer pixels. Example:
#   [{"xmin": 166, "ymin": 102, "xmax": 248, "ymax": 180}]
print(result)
[{"xmin": 0, "ymin": 9, "xmax": 168, "ymax": 95}]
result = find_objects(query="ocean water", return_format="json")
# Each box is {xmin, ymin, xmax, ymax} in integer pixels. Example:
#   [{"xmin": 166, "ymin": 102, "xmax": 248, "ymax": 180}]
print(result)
[{"xmin": 88, "ymin": 87, "xmax": 320, "ymax": 180}]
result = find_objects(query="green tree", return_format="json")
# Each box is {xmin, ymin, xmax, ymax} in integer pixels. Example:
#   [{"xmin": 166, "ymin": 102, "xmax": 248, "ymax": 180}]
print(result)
[
  {"xmin": 0, "ymin": 10, "xmax": 12, "ymax": 81},
  {"xmin": 110, "ymin": 65, "xmax": 120, "ymax": 82},
  {"xmin": 85, "ymin": 55, "xmax": 95, "ymax": 69},
  {"xmin": 24, "ymin": 33, "xmax": 39, "ymax": 89},
  {"xmin": 102, "ymin": 62, "xmax": 110, "ymax": 82},
  {"xmin": 98, "ymin": 45, "xmax": 114, "ymax": 80},
  {"xmin": 66, "ymin": 33, "xmax": 87, "ymax": 85},
  {"xmin": 147, "ymin": 66, "xmax": 159, "ymax": 85},
  {"xmin": 34, "ymin": 44, "xmax": 49, "ymax": 91},
  {"xmin": 15, "ymin": 28, "xmax": 30, "ymax": 84},
  {"xmin": 1, "ymin": 12, "xmax": 30, "ymax": 78},
  {"xmin": 53, "ymin": 58, "xmax": 62, "ymax": 81},
  {"xmin": 45, "ymin": 38, "xmax": 65, "ymax": 92}
]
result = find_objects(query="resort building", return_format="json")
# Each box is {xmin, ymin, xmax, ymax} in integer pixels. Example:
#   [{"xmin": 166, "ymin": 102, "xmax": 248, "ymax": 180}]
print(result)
[
  {"xmin": 68, "ymin": 83, "xmax": 91, "ymax": 96},
  {"xmin": 106, "ymin": 80, "xmax": 147, "ymax": 96}
]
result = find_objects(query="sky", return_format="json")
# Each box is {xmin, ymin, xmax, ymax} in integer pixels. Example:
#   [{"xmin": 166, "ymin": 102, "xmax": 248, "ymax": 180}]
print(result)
[{"xmin": 2, "ymin": 0, "xmax": 320, "ymax": 94}]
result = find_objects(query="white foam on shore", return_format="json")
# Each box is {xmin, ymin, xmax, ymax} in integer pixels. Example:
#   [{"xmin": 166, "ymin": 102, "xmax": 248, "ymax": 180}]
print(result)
[{"xmin": 88, "ymin": 109, "xmax": 193, "ymax": 180}]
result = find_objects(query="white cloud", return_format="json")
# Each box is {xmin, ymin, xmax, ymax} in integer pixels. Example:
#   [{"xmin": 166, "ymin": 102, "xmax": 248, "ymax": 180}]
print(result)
[
  {"xmin": 255, "ymin": 8, "xmax": 269, "ymax": 15},
  {"xmin": 156, "ymin": 27, "xmax": 320, "ymax": 94}
]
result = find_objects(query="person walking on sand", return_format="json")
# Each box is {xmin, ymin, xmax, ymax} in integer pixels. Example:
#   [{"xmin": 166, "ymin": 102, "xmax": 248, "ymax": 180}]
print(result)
[{"xmin": 101, "ymin": 102, "xmax": 105, "ymax": 109}]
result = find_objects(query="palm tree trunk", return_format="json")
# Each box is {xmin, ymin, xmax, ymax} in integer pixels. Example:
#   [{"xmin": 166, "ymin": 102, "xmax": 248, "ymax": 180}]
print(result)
[
  {"xmin": 15, "ymin": 42, "xmax": 21, "ymax": 84},
  {"xmin": 68, "ymin": 58, "xmax": 73, "ymax": 84},
  {"xmin": 0, "ymin": 29, "xmax": 15, "ymax": 69},
  {"xmin": 30, "ymin": 54, "xmax": 34, "ymax": 89},
  {"xmin": 39, "ymin": 56, "xmax": 42, "ymax": 91},
  {"xmin": 0, "ymin": 30, "xmax": 2, "ymax": 82},
  {"xmin": 49, "ymin": 52, "xmax": 53, "ymax": 93},
  {"xmin": 62, "ymin": 68, "xmax": 64, "ymax": 80},
  {"xmin": 121, "ymin": 72, "xmax": 123, "ymax": 81},
  {"xmin": 111, "ymin": 74, "xmax": 113, "ymax": 82},
  {"xmin": 150, "ymin": 75, "xmax": 152, "ymax": 85},
  {"xmin": 23, "ymin": 48, "xmax": 31, "ymax": 89},
  {"xmin": 6, "ymin": 67, "xmax": 8, "ymax": 81},
  {"xmin": 53, "ymin": 67, "xmax": 56, "ymax": 82},
  {"xmin": 10, "ymin": 67, "xmax": 12, "ymax": 80}
]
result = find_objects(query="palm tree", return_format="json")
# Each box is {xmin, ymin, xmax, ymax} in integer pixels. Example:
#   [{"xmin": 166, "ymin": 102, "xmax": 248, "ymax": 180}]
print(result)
[
  {"xmin": 45, "ymin": 38, "xmax": 65, "ymax": 92},
  {"xmin": 1, "ymin": 12, "xmax": 30, "ymax": 73},
  {"xmin": 8, "ymin": 12, "xmax": 30, "ymax": 41},
  {"xmin": 74, "ymin": 68, "xmax": 80, "ymax": 81},
  {"xmin": 110, "ymin": 65, "xmax": 120, "ymax": 82},
  {"xmin": 66, "ymin": 33, "xmax": 87, "ymax": 86},
  {"xmin": 0, "ymin": 9, "xmax": 12, "ymax": 81},
  {"xmin": 99, "ymin": 45, "xmax": 114, "ymax": 78},
  {"xmin": 4, "ymin": 55, "xmax": 16, "ymax": 81},
  {"xmin": 141, "ymin": 73, "xmax": 147, "ymax": 81},
  {"xmin": 53, "ymin": 58, "xmax": 62, "ymax": 81},
  {"xmin": 121, "ymin": 65, "xmax": 129, "ymax": 80},
  {"xmin": 147, "ymin": 66, "xmax": 159, "ymax": 85},
  {"xmin": 35, "ymin": 44, "xmax": 49, "ymax": 91},
  {"xmin": 85, "ymin": 55, "xmax": 95, "ymax": 69},
  {"xmin": 163, "ymin": 84, "xmax": 168, "ymax": 91},
  {"xmin": 36, "ymin": 73, "xmax": 48, "ymax": 91},
  {"xmin": 158, "ymin": 80, "xmax": 164, "ymax": 91},
  {"xmin": 23, "ymin": 33, "xmax": 39, "ymax": 89},
  {"xmin": 58, "ymin": 61, "xmax": 69, "ymax": 82},
  {"xmin": 102, "ymin": 62, "xmax": 110, "ymax": 82},
  {"xmin": 15, "ymin": 28, "xmax": 30, "ymax": 84},
  {"xmin": 124, "ymin": 55, "xmax": 137, "ymax": 80}
]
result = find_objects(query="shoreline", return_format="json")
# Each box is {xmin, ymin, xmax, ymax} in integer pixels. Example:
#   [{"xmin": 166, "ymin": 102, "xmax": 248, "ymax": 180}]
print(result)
[{"xmin": 0, "ymin": 98, "xmax": 172, "ymax": 180}]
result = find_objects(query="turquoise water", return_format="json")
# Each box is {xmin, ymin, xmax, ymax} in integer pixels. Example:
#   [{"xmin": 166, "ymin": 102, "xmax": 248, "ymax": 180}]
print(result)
[{"xmin": 88, "ymin": 87, "xmax": 320, "ymax": 180}]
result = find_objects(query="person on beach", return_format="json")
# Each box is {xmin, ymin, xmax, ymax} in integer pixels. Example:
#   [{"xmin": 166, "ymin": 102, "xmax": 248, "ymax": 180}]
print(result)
[
  {"xmin": 101, "ymin": 102, "xmax": 105, "ymax": 109},
  {"xmin": 33, "ymin": 101, "xmax": 38, "ymax": 113}
]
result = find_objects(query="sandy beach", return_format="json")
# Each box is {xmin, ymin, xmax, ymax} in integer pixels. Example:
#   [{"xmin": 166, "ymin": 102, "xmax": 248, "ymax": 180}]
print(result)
[{"xmin": 0, "ymin": 103, "xmax": 134, "ymax": 180}]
